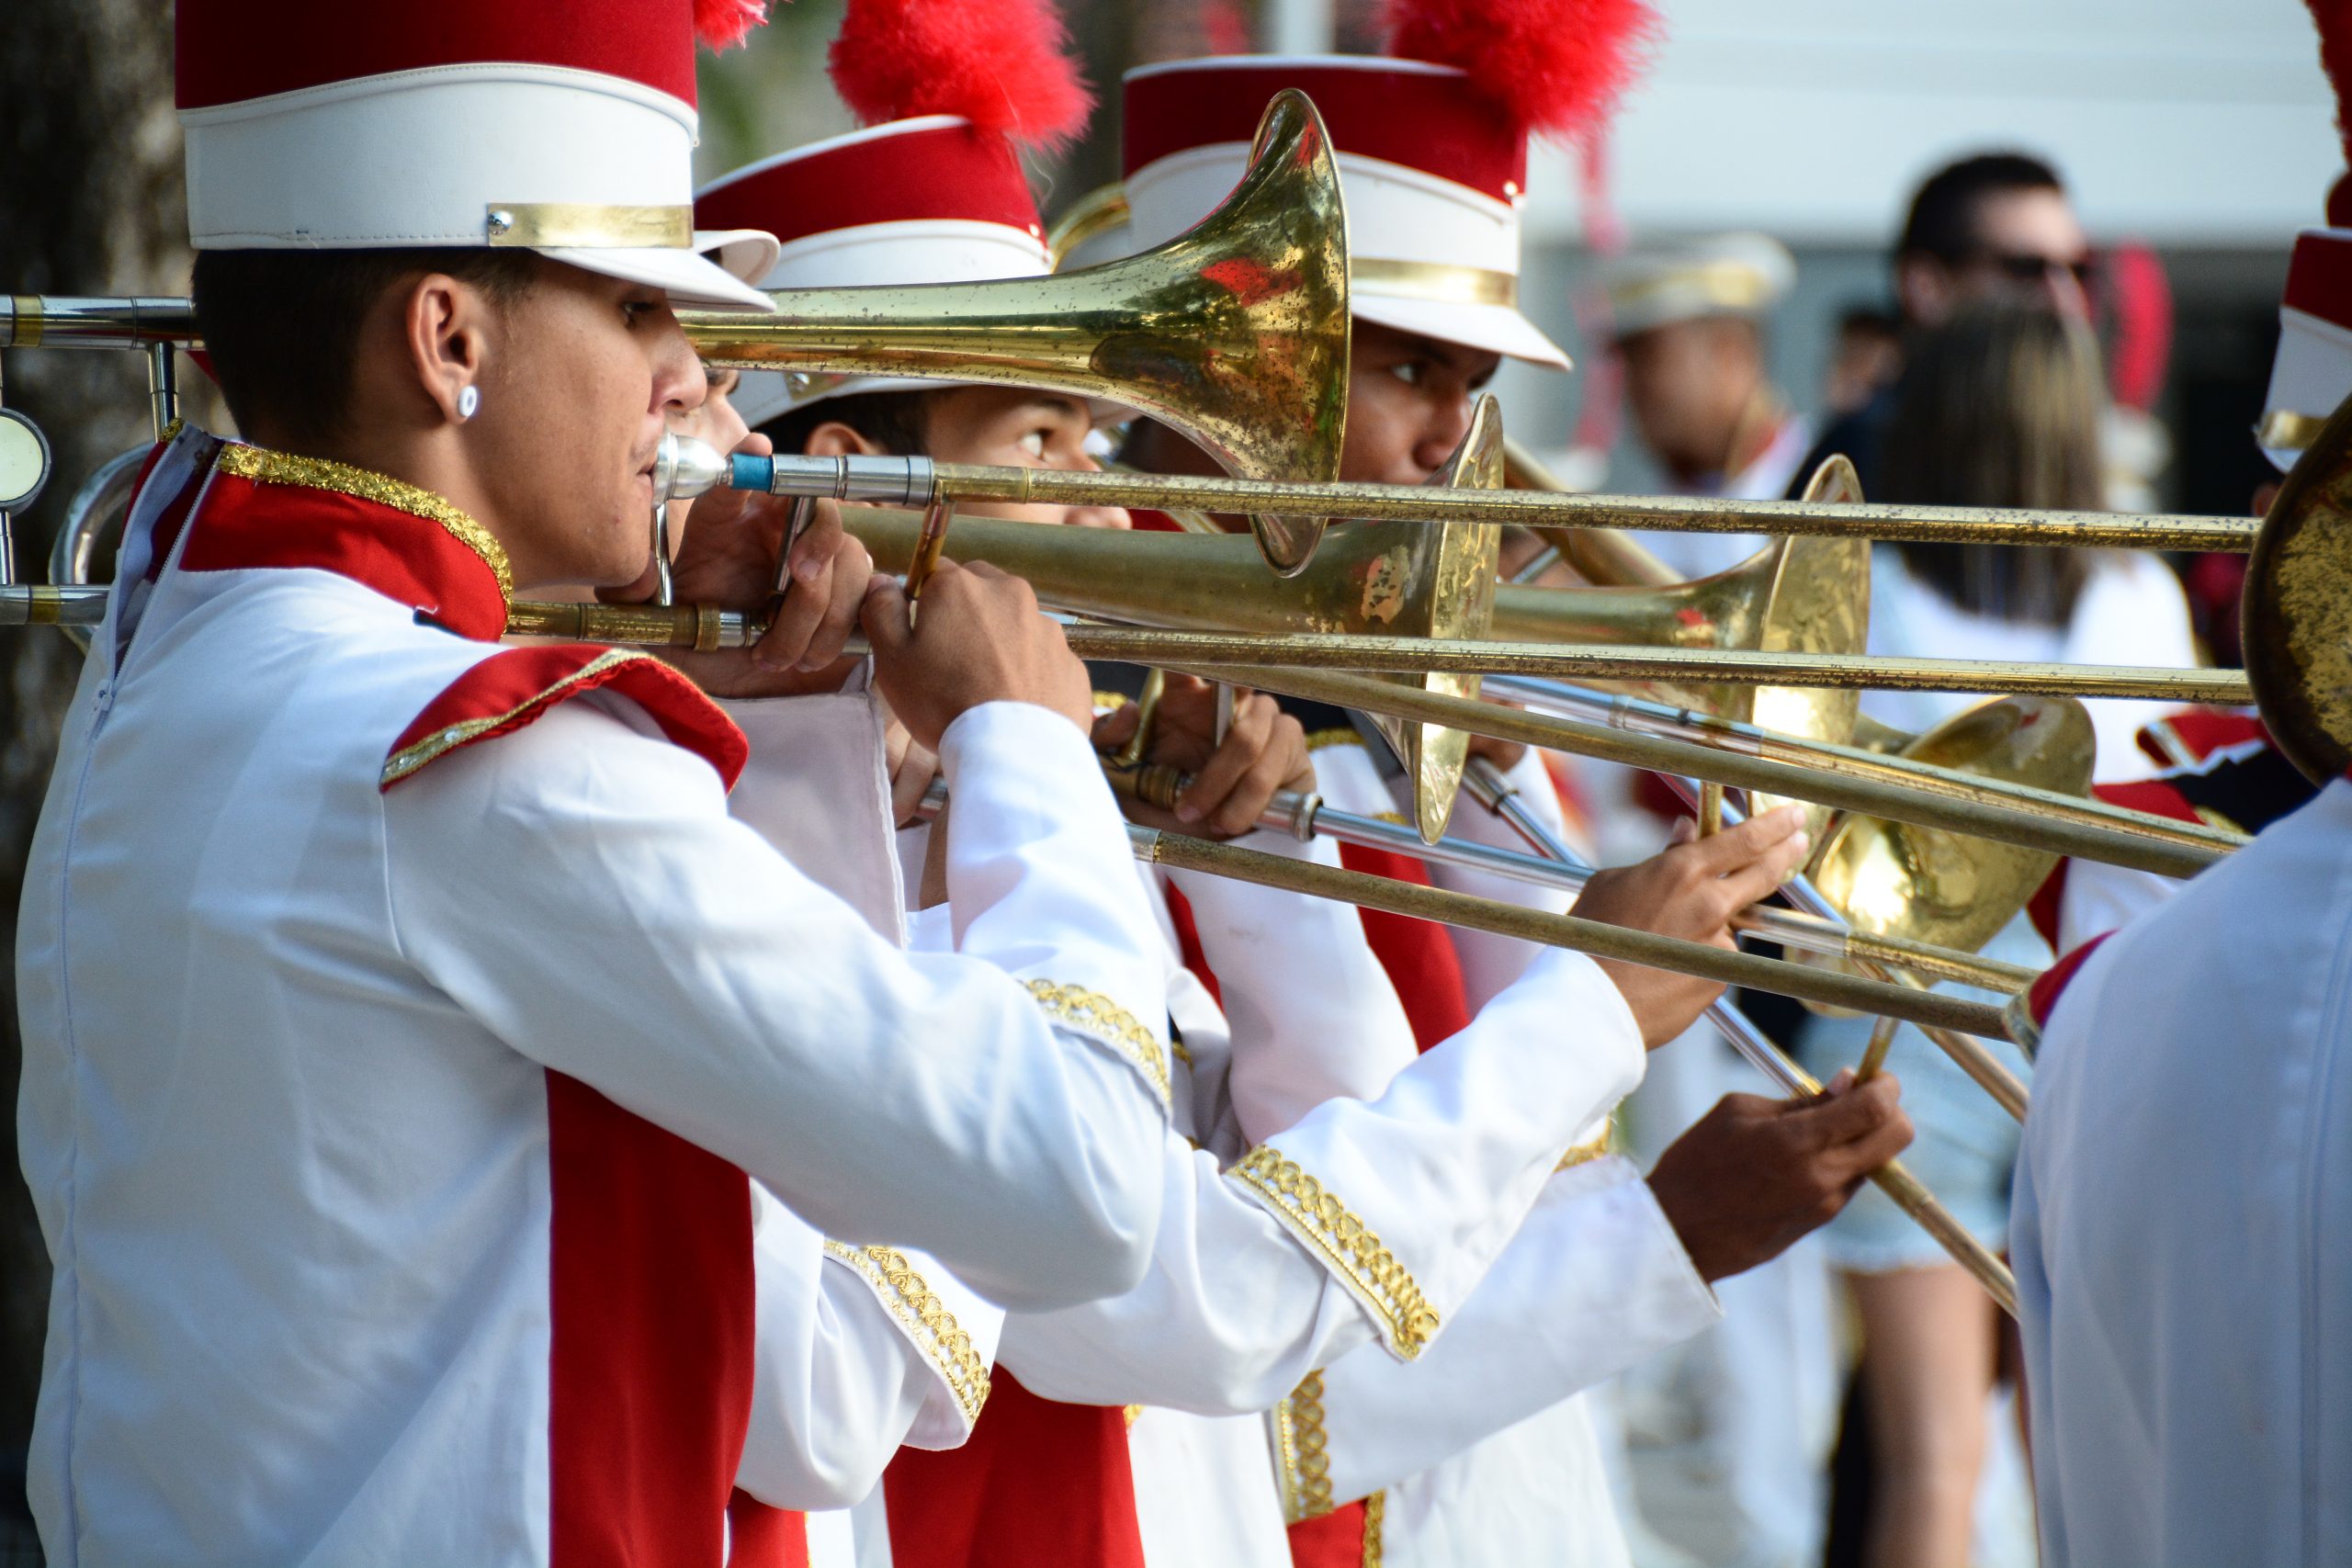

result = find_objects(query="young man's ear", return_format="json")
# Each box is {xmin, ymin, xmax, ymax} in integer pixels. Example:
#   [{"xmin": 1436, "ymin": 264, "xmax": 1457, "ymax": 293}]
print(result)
[
  {"xmin": 803, "ymin": 420, "xmax": 888, "ymax": 458},
  {"xmin": 401, "ymin": 274, "xmax": 492, "ymax": 427}
]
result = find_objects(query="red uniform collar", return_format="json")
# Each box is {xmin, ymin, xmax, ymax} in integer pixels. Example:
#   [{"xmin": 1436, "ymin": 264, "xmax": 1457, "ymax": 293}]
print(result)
[{"xmin": 178, "ymin": 442, "xmax": 514, "ymax": 642}]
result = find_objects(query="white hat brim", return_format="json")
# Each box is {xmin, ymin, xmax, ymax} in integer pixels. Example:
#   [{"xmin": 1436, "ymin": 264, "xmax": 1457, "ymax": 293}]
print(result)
[
  {"xmin": 547, "ymin": 227, "xmax": 782, "ymax": 312},
  {"xmin": 735, "ymin": 369, "xmax": 1134, "ymax": 438},
  {"xmin": 1352, "ymin": 292, "xmax": 1571, "ymax": 371}
]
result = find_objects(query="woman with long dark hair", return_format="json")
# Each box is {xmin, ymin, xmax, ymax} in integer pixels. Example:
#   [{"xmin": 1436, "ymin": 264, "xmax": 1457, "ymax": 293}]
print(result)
[{"xmin": 1802, "ymin": 302, "xmax": 2198, "ymax": 1568}]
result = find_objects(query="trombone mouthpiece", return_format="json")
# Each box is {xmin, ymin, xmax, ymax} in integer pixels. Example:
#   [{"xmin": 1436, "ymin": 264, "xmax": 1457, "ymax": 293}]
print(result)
[{"xmin": 723, "ymin": 454, "xmax": 937, "ymax": 509}]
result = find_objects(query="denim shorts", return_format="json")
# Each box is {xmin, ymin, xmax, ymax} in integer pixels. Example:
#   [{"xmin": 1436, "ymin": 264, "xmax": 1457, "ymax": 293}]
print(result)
[{"xmin": 1790, "ymin": 914, "xmax": 2041, "ymax": 1273}]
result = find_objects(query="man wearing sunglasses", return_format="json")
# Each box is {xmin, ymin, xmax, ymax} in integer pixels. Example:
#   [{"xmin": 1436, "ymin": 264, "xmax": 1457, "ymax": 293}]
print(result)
[{"xmin": 1796, "ymin": 150, "xmax": 2094, "ymax": 496}]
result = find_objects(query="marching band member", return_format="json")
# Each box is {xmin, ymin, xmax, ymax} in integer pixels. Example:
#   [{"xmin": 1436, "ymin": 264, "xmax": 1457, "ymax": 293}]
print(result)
[
  {"xmin": 1105, "ymin": 24, "xmax": 1915, "ymax": 1567},
  {"xmin": 14, "ymin": 2, "xmax": 1204, "ymax": 1559},
  {"xmin": 1603, "ymin": 231, "xmax": 1810, "ymax": 579}
]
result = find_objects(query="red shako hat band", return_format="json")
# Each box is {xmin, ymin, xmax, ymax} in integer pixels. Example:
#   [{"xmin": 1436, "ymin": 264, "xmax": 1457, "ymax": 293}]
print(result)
[
  {"xmin": 1123, "ymin": 59, "xmax": 1525, "ymax": 203},
  {"xmin": 695, "ymin": 120, "xmax": 1042, "ymax": 250},
  {"xmin": 2286, "ymin": 229, "xmax": 2352, "ymax": 327},
  {"xmin": 175, "ymin": 0, "xmax": 700, "ymax": 111}
]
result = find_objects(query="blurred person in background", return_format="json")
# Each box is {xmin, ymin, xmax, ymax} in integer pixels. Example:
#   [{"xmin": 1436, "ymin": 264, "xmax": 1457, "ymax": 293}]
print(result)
[
  {"xmin": 1824, "ymin": 306, "xmax": 1903, "ymax": 419},
  {"xmin": 1797, "ymin": 301, "xmax": 2198, "ymax": 1568},
  {"xmin": 1606, "ymin": 232, "xmax": 1808, "ymax": 580},
  {"xmin": 1799, "ymin": 152, "xmax": 2094, "ymax": 497}
]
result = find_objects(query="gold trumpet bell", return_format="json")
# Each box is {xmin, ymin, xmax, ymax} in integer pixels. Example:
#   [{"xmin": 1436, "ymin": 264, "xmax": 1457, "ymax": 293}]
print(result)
[
  {"xmin": 683, "ymin": 88, "xmax": 1351, "ymax": 579},
  {"xmin": 842, "ymin": 398, "xmax": 1503, "ymax": 844},
  {"xmin": 1801, "ymin": 694, "xmax": 2096, "ymax": 1008},
  {"xmin": 2245, "ymin": 389, "xmax": 2352, "ymax": 781}
]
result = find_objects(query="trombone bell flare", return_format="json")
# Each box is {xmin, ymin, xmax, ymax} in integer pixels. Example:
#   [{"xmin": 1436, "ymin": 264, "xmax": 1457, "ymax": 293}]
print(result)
[
  {"xmin": 677, "ymin": 88, "xmax": 1352, "ymax": 579},
  {"xmin": 2245, "ymin": 390, "xmax": 2352, "ymax": 782}
]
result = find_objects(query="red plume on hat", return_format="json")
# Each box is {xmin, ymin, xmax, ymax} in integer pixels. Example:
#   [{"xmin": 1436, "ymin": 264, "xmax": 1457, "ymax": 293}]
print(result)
[
  {"xmin": 697, "ymin": 0, "xmax": 770, "ymax": 52},
  {"xmin": 829, "ymin": 0, "xmax": 1094, "ymax": 150},
  {"xmin": 1383, "ymin": 0, "xmax": 1658, "ymax": 145},
  {"xmin": 2305, "ymin": 0, "xmax": 2352, "ymax": 223}
]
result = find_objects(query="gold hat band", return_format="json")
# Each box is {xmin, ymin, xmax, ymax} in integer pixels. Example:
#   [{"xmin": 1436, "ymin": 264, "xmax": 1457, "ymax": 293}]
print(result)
[
  {"xmin": 1352, "ymin": 259, "xmax": 1520, "ymax": 310},
  {"xmin": 2256, "ymin": 408, "xmax": 2329, "ymax": 453},
  {"xmin": 485, "ymin": 203, "xmax": 695, "ymax": 250}
]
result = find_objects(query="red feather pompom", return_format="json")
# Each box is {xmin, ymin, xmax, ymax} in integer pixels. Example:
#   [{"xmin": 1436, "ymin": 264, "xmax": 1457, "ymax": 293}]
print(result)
[
  {"xmin": 828, "ymin": 0, "xmax": 1093, "ymax": 149},
  {"xmin": 1383, "ymin": 0, "xmax": 1659, "ymax": 143},
  {"xmin": 696, "ymin": 0, "xmax": 769, "ymax": 52},
  {"xmin": 2305, "ymin": 0, "xmax": 2352, "ymax": 221}
]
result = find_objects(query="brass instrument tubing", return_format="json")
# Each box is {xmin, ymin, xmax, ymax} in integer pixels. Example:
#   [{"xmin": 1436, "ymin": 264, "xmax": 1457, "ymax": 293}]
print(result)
[
  {"xmin": 1480, "ymin": 674, "xmax": 2244, "ymax": 867},
  {"xmin": 1025, "ymin": 626, "xmax": 2256, "ymax": 704},
  {"xmin": 922, "ymin": 460, "xmax": 2254, "ymax": 553},
  {"xmin": 1668, "ymin": 778, "xmax": 2032, "ymax": 1122},
  {"xmin": 1127, "ymin": 826, "xmax": 2015, "ymax": 1042},
  {"xmin": 1168, "ymin": 663, "xmax": 2226, "ymax": 880},
  {"xmin": 1428, "ymin": 779, "xmax": 2018, "ymax": 1313},
  {"xmin": 1283, "ymin": 791, "xmax": 2030, "ymax": 994}
]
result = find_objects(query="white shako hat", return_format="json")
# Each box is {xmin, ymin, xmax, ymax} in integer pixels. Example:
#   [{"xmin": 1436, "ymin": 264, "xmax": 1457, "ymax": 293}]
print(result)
[
  {"xmin": 174, "ymin": 0, "xmax": 781, "ymax": 311},
  {"xmin": 2261, "ymin": 5, "xmax": 2352, "ymax": 469},
  {"xmin": 1603, "ymin": 232, "xmax": 1797, "ymax": 339},
  {"xmin": 1122, "ymin": 55, "xmax": 1571, "ymax": 370},
  {"xmin": 695, "ymin": 118, "xmax": 1056, "ymax": 429},
  {"xmin": 2262, "ymin": 231, "xmax": 2352, "ymax": 469}
]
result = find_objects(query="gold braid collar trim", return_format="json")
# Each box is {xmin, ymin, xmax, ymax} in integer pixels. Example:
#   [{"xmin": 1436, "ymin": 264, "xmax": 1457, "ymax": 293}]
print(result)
[
  {"xmin": 1304, "ymin": 728, "xmax": 1365, "ymax": 753},
  {"xmin": 1231, "ymin": 1146, "xmax": 1438, "ymax": 1359},
  {"xmin": 1023, "ymin": 978, "xmax": 1170, "ymax": 1106},
  {"xmin": 214, "ymin": 443, "xmax": 515, "ymax": 603},
  {"xmin": 822, "ymin": 1242, "xmax": 992, "ymax": 1427},
  {"xmin": 380, "ymin": 649, "xmax": 644, "ymax": 786},
  {"xmin": 1274, "ymin": 1371, "xmax": 1337, "ymax": 1521},
  {"xmin": 1557, "ymin": 1126, "xmax": 1616, "ymax": 1172}
]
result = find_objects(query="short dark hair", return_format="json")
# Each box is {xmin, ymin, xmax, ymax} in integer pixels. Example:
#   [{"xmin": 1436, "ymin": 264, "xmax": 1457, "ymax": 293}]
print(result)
[
  {"xmin": 757, "ymin": 388, "xmax": 938, "ymax": 457},
  {"xmin": 191, "ymin": 248, "xmax": 537, "ymax": 445},
  {"xmin": 1896, "ymin": 152, "xmax": 2066, "ymax": 265}
]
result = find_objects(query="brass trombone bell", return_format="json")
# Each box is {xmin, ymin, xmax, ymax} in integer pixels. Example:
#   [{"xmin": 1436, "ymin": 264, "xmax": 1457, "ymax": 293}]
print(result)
[
  {"xmin": 682, "ymin": 88, "xmax": 1351, "ymax": 579},
  {"xmin": 1803, "ymin": 694, "xmax": 2096, "ymax": 993},
  {"xmin": 2245, "ymin": 389, "xmax": 2352, "ymax": 781}
]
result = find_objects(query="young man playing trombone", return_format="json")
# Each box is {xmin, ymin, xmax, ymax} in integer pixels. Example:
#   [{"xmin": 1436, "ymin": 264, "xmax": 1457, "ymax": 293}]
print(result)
[
  {"xmin": 1104, "ymin": 34, "xmax": 1922, "ymax": 1568},
  {"xmin": 13, "ymin": 2, "xmax": 1227, "ymax": 1558}
]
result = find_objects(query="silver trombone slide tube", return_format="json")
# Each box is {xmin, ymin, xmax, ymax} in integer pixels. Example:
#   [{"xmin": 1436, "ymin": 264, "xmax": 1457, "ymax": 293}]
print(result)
[{"xmin": 1447, "ymin": 759, "xmax": 2019, "ymax": 1315}]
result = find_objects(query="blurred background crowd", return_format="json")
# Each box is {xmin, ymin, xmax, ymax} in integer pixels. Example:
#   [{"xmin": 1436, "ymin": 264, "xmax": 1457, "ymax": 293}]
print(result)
[{"xmin": 0, "ymin": 1, "xmax": 2331, "ymax": 1564}]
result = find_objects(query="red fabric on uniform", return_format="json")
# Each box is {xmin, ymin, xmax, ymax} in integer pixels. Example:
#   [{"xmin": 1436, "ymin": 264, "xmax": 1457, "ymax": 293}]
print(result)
[
  {"xmin": 883, "ymin": 1374, "xmax": 1146, "ymax": 1568},
  {"xmin": 1337, "ymin": 842, "xmax": 1472, "ymax": 1051},
  {"xmin": 1160, "ymin": 883, "xmax": 1226, "ymax": 1008},
  {"xmin": 2135, "ymin": 709, "xmax": 2270, "ymax": 769},
  {"xmin": 727, "ymin": 1493, "xmax": 810, "ymax": 1568},
  {"xmin": 2026, "ymin": 779, "xmax": 2201, "ymax": 947},
  {"xmin": 175, "ymin": 0, "xmax": 698, "ymax": 109},
  {"xmin": 695, "ymin": 121, "xmax": 1043, "ymax": 248},
  {"xmin": 1286, "ymin": 1504, "xmax": 1370, "ymax": 1568},
  {"xmin": 546, "ymin": 1072, "xmax": 755, "ymax": 1568},
  {"xmin": 381, "ymin": 645, "xmax": 751, "ymax": 792},
  {"xmin": 182, "ymin": 460, "xmax": 511, "ymax": 640},
  {"xmin": 1124, "ymin": 61, "xmax": 1525, "ymax": 200}
]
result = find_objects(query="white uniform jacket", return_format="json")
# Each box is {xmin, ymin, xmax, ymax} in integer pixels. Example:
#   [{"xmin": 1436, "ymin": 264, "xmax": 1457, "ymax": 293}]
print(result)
[
  {"xmin": 2014, "ymin": 779, "xmax": 2352, "ymax": 1568},
  {"xmin": 15, "ymin": 432, "xmax": 1175, "ymax": 1566},
  {"xmin": 1283, "ymin": 736, "xmax": 1718, "ymax": 1568}
]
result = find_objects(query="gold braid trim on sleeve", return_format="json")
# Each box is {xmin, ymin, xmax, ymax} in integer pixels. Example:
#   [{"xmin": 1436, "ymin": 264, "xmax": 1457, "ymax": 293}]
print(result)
[
  {"xmin": 1273, "ymin": 1371, "xmax": 1336, "ymax": 1521},
  {"xmin": 821, "ymin": 1242, "xmax": 992, "ymax": 1428},
  {"xmin": 1023, "ymin": 978, "xmax": 1170, "ymax": 1105},
  {"xmin": 1303, "ymin": 728, "xmax": 1366, "ymax": 753},
  {"xmin": 1230, "ymin": 1146, "xmax": 1439, "ymax": 1359}
]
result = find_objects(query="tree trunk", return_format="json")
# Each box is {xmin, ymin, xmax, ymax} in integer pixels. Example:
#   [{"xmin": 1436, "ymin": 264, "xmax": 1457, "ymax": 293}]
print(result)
[{"xmin": 0, "ymin": 0, "xmax": 192, "ymax": 1551}]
